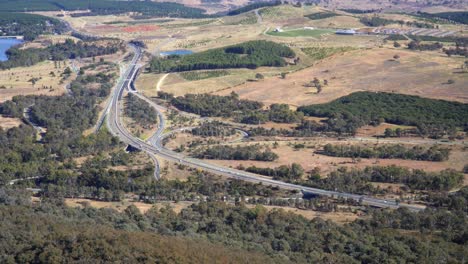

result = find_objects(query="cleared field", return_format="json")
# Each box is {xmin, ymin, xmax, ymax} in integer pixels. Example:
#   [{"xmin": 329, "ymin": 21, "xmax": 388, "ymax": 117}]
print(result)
[
  {"xmin": 205, "ymin": 140, "xmax": 467, "ymax": 176},
  {"xmin": 267, "ymin": 28, "xmax": 333, "ymax": 38},
  {"xmin": 65, "ymin": 198, "xmax": 193, "ymax": 214},
  {"xmin": 304, "ymin": 15, "xmax": 364, "ymax": 28},
  {"xmin": 216, "ymin": 48, "xmax": 468, "ymax": 106}
]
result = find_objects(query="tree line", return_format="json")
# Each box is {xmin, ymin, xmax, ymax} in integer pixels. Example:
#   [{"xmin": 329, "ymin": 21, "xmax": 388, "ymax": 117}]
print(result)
[
  {"xmin": 193, "ymin": 144, "xmax": 278, "ymax": 161},
  {"xmin": 0, "ymin": 12, "xmax": 66, "ymax": 40},
  {"xmin": 0, "ymin": 188, "xmax": 465, "ymax": 263},
  {"xmin": 0, "ymin": 39, "xmax": 123, "ymax": 69},
  {"xmin": 360, "ymin": 16, "xmax": 435, "ymax": 28},
  {"xmin": 191, "ymin": 121, "xmax": 236, "ymax": 137},
  {"xmin": 149, "ymin": 40, "xmax": 295, "ymax": 73},
  {"xmin": 241, "ymin": 163, "xmax": 463, "ymax": 193},
  {"xmin": 226, "ymin": 1, "xmax": 281, "ymax": 16},
  {"xmin": 125, "ymin": 93, "xmax": 158, "ymax": 129},
  {"xmin": 161, "ymin": 92, "xmax": 303, "ymax": 124},
  {"xmin": 322, "ymin": 144, "xmax": 450, "ymax": 161},
  {"xmin": 0, "ymin": 0, "xmax": 208, "ymax": 18},
  {"xmin": 298, "ymin": 92, "xmax": 468, "ymax": 136},
  {"xmin": 0, "ymin": 64, "xmax": 122, "ymax": 185}
]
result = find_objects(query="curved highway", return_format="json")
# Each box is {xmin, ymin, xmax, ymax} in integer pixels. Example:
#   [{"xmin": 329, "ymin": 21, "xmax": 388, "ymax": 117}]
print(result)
[{"xmin": 106, "ymin": 44, "xmax": 424, "ymax": 211}]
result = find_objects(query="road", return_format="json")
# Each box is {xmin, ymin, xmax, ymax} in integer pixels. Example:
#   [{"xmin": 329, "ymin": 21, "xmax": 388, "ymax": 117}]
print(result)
[
  {"xmin": 103, "ymin": 43, "xmax": 424, "ymax": 211},
  {"xmin": 255, "ymin": 9, "xmax": 262, "ymax": 24}
]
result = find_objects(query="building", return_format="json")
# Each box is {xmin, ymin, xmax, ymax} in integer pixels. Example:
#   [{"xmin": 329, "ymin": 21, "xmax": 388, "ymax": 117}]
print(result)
[{"xmin": 335, "ymin": 29, "xmax": 356, "ymax": 35}]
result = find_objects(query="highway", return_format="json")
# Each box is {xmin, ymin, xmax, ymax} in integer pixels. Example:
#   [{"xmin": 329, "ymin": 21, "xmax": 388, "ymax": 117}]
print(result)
[{"xmin": 105, "ymin": 44, "xmax": 424, "ymax": 211}]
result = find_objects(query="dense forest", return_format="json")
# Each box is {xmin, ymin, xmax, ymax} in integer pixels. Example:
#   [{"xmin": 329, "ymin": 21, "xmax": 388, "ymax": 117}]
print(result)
[
  {"xmin": 0, "ymin": 12, "xmax": 66, "ymax": 40},
  {"xmin": 163, "ymin": 92, "xmax": 302, "ymax": 124},
  {"xmin": 0, "ymin": 39, "xmax": 123, "ymax": 69},
  {"xmin": 226, "ymin": 1, "xmax": 281, "ymax": 16},
  {"xmin": 304, "ymin": 12, "xmax": 339, "ymax": 20},
  {"xmin": 417, "ymin": 11, "xmax": 468, "ymax": 24},
  {"xmin": 0, "ymin": 63, "xmax": 120, "ymax": 186},
  {"xmin": 0, "ymin": 189, "xmax": 466, "ymax": 263},
  {"xmin": 0, "ymin": 191, "xmax": 275, "ymax": 263},
  {"xmin": 149, "ymin": 40, "xmax": 295, "ymax": 73},
  {"xmin": 360, "ymin": 16, "xmax": 434, "ymax": 28},
  {"xmin": 193, "ymin": 144, "xmax": 278, "ymax": 161},
  {"xmin": 245, "ymin": 163, "xmax": 304, "ymax": 181},
  {"xmin": 191, "ymin": 121, "xmax": 236, "ymax": 137},
  {"xmin": 321, "ymin": 144, "xmax": 450, "ymax": 161},
  {"xmin": 298, "ymin": 92, "xmax": 468, "ymax": 136},
  {"xmin": 0, "ymin": 0, "xmax": 208, "ymax": 18},
  {"xmin": 125, "ymin": 93, "xmax": 158, "ymax": 129}
]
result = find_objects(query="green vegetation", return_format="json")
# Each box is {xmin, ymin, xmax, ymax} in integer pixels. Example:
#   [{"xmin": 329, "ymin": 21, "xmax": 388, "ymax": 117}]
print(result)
[
  {"xmin": 0, "ymin": 66, "xmax": 124, "ymax": 186},
  {"xmin": 149, "ymin": 40, "xmax": 295, "ymax": 73},
  {"xmin": 267, "ymin": 28, "xmax": 332, "ymax": 38},
  {"xmin": 191, "ymin": 121, "xmax": 236, "ymax": 137},
  {"xmin": 304, "ymin": 12, "xmax": 339, "ymax": 20},
  {"xmin": 169, "ymin": 92, "xmax": 262, "ymax": 117},
  {"xmin": 385, "ymin": 34, "xmax": 408, "ymax": 41},
  {"xmin": 125, "ymin": 93, "xmax": 158, "ymax": 129},
  {"xmin": 226, "ymin": 1, "xmax": 281, "ymax": 16},
  {"xmin": 298, "ymin": 92, "xmax": 468, "ymax": 136},
  {"xmin": 193, "ymin": 144, "xmax": 278, "ymax": 161},
  {"xmin": 360, "ymin": 16, "xmax": 434, "ymax": 28},
  {"xmin": 244, "ymin": 163, "xmax": 304, "ymax": 181},
  {"xmin": 0, "ymin": 193, "xmax": 275, "ymax": 263},
  {"xmin": 0, "ymin": 39, "xmax": 123, "ymax": 69},
  {"xmin": 322, "ymin": 144, "xmax": 450, "ymax": 161},
  {"xmin": 317, "ymin": 166, "xmax": 463, "ymax": 193},
  {"xmin": 179, "ymin": 70, "xmax": 230, "ymax": 81},
  {"xmin": 417, "ymin": 11, "xmax": 468, "ymax": 24},
  {"xmin": 0, "ymin": 12, "xmax": 66, "ymax": 40},
  {"xmin": 1, "ymin": 189, "xmax": 466, "ymax": 263},
  {"xmin": 301, "ymin": 46, "xmax": 354, "ymax": 60},
  {"xmin": 408, "ymin": 40, "xmax": 443, "ymax": 51},
  {"xmin": 164, "ymin": 92, "xmax": 302, "ymax": 124},
  {"xmin": 245, "ymin": 164, "xmax": 463, "ymax": 193},
  {"xmin": 0, "ymin": 0, "xmax": 208, "ymax": 18},
  {"xmin": 424, "ymin": 186, "xmax": 468, "ymax": 212}
]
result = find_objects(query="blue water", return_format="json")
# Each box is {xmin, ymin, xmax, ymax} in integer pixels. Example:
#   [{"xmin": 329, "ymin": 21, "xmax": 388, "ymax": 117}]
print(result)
[
  {"xmin": 0, "ymin": 39, "xmax": 23, "ymax": 61},
  {"xmin": 160, "ymin": 49, "xmax": 193, "ymax": 56}
]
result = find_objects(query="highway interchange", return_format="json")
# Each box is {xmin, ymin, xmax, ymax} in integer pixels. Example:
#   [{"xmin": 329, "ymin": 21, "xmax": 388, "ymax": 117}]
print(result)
[{"xmin": 103, "ymin": 44, "xmax": 424, "ymax": 211}]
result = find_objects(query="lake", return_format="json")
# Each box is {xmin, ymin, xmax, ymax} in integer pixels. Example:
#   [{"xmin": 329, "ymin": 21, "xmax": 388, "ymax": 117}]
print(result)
[
  {"xmin": 160, "ymin": 49, "xmax": 193, "ymax": 56},
  {"xmin": 0, "ymin": 38, "xmax": 23, "ymax": 61}
]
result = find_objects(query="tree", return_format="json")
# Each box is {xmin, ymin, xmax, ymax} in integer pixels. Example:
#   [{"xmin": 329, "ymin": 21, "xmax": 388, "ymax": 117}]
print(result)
[
  {"xmin": 280, "ymin": 72, "xmax": 287, "ymax": 79},
  {"xmin": 63, "ymin": 67, "xmax": 72, "ymax": 75},
  {"xmin": 255, "ymin": 73, "xmax": 264, "ymax": 79},
  {"xmin": 393, "ymin": 41, "xmax": 401, "ymax": 48}
]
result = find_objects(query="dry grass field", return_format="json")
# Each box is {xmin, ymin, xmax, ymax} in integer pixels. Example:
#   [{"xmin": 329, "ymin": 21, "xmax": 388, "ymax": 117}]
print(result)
[
  {"xmin": 65, "ymin": 198, "xmax": 194, "ymax": 214},
  {"xmin": 0, "ymin": 61, "xmax": 71, "ymax": 102},
  {"xmin": 216, "ymin": 48, "xmax": 468, "ymax": 106},
  {"xmin": 64, "ymin": 197, "xmax": 360, "ymax": 223},
  {"xmin": 0, "ymin": 116, "xmax": 22, "ymax": 129},
  {"xmin": 200, "ymin": 140, "xmax": 467, "ymax": 177}
]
